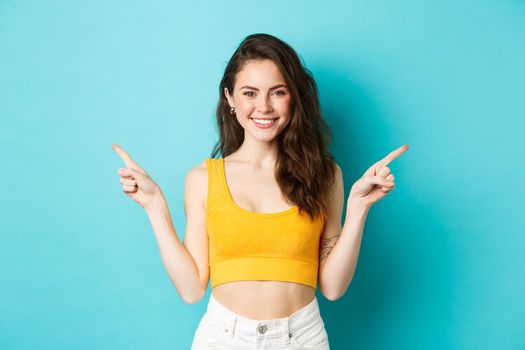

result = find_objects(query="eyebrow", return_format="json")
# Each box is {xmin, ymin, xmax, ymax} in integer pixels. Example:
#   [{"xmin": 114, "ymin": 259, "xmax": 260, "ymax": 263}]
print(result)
[{"xmin": 239, "ymin": 84, "xmax": 288, "ymax": 91}]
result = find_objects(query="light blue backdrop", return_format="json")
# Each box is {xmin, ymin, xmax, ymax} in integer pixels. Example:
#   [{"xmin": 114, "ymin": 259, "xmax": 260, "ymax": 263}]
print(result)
[{"xmin": 1, "ymin": 0, "xmax": 524, "ymax": 349}]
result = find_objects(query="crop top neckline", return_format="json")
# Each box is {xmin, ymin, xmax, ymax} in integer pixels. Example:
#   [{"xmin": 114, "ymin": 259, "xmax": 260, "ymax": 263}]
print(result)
[{"xmin": 218, "ymin": 157, "xmax": 300, "ymax": 217}]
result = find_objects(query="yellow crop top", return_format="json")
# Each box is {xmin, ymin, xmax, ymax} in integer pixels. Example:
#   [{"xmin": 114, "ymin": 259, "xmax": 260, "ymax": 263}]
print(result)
[{"xmin": 204, "ymin": 157, "xmax": 325, "ymax": 289}]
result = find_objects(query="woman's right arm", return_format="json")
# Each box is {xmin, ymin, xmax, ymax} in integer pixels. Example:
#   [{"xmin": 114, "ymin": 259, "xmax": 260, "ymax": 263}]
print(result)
[
  {"xmin": 144, "ymin": 166, "xmax": 209, "ymax": 304},
  {"xmin": 112, "ymin": 144, "xmax": 209, "ymax": 304}
]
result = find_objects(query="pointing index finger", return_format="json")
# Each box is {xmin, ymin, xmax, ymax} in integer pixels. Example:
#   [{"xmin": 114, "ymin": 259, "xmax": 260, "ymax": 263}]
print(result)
[
  {"xmin": 112, "ymin": 143, "xmax": 147, "ymax": 175},
  {"xmin": 112, "ymin": 144, "xmax": 134, "ymax": 167},
  {"xmin": 380, "ymin": 144, "xmax": 409, "ymax": 166}
]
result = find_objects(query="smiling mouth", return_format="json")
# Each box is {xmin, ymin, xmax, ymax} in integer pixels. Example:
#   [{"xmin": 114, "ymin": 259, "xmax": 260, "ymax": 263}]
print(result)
[{"xmin": 251, "ymin": 118, "xmax": 278, "ymax": 128}]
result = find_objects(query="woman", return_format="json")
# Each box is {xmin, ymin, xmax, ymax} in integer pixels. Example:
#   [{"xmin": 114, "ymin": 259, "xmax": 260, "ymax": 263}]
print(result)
[{"xmin": 112, "ymin": 33, "xmax": 408, "ymax": 349}]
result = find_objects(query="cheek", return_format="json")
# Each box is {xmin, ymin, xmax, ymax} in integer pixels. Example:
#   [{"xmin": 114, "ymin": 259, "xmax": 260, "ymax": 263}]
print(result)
[
  {"xmin": 237, "ymin": 100, "xmax": 256, "ymax": 115},
  {"xmin": 276, "ymin": 97, "xmax": 292, "ymax": 114}
]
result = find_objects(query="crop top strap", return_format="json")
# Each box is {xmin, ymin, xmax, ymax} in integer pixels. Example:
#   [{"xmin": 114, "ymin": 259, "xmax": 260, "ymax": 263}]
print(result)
[{"xmin": 204, "ymin": 158, "xmax": 228, "ymax": 213}]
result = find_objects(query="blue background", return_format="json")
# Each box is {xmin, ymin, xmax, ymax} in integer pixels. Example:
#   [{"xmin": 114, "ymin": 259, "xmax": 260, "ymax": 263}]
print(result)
[{"xmin": 1, "ymin": 0, "xmax": 524, "ymax": 349}]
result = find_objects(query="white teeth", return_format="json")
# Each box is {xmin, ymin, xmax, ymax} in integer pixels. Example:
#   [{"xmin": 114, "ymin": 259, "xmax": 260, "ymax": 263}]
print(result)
[{"xmin": 253, "ymin": 118, "xmax": 276, "ymax": 125}]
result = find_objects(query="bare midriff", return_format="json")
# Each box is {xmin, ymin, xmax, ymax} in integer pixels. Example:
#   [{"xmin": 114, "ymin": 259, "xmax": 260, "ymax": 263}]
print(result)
[{"xmin": 211, "ymin": 280, "xmax": 316, "ymax": 320}]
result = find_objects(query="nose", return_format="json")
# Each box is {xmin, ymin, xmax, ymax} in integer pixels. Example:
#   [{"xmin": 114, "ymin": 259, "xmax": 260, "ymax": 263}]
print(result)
[{"xmin": 256, "ymin": 95, "xmax": 273, "ymax": 114}]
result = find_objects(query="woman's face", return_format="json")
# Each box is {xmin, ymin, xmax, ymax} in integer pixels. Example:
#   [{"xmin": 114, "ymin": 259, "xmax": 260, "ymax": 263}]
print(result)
[{"xmin": 224, "ymin": 59, "xmax": 293, "ymax": 142}]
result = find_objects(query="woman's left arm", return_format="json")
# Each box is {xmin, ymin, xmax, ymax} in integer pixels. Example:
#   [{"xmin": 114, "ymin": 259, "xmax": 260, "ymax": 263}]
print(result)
[{"xmin": 318, "ymin": 145, "xmax": 409, "ymax": 301}]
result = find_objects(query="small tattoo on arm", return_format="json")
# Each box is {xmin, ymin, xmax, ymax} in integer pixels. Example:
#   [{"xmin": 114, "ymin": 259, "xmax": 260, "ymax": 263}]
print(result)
[{"xmin": 319, "ymin": 234, "xmax": 341, "ymax": 261}]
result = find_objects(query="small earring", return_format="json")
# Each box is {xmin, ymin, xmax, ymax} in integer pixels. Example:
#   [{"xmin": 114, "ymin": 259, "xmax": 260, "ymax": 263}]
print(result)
[{"xmin": 230, "ymin": 107, "xmax": 235, "ymax": 115}]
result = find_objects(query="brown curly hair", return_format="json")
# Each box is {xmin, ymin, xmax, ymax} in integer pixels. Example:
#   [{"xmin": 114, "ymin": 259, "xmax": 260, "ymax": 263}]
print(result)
[{"xmin": 211, "ymin": 33, "xmax": 336, "ymax": 221}]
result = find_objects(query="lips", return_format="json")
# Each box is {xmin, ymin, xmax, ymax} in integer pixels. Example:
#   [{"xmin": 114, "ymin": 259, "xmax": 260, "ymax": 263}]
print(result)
[{"xmin": 251, "ymin": 118, "xmax": 278, "ymax": 129}]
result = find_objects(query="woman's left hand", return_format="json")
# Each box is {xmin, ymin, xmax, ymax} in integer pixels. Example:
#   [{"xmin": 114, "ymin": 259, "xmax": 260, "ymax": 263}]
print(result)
[{"xmin": 348, "ymin": 145, "xmax": 409, "ymax": 210}]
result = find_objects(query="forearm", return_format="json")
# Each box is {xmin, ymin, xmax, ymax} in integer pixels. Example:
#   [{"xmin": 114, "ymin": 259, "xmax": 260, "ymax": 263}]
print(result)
[
  {"xmin": 145, "ymin": 195, "xmax": 204, "ymax": 304},
  {"xmin": 318, "ymin": 202, "xmax": 369, "ymax": 300}
]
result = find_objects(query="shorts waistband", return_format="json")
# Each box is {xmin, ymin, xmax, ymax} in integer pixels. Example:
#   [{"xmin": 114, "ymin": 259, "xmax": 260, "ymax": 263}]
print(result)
[{"xmin": 205, "ymin": 293, "xmax": 323, "ymax": 339}]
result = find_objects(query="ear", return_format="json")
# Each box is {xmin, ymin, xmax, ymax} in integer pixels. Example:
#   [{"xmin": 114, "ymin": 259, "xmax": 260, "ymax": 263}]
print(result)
[{"xmin": 224, "ymin": 87, "xmax": 235, "ymax": 108}]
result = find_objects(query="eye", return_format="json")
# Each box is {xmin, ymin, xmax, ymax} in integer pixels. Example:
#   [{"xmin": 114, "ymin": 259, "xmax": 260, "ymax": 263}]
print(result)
[
  {"xmin": 243, "ymin": 91, "xmax": 255, "ymax": 97},
  {"xmin": 274, "ymin": 90, "xmax": 286, "ymax": 96}
]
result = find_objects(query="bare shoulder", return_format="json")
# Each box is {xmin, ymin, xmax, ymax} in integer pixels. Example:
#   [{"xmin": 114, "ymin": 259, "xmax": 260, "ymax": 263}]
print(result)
[
  {"xmin": 329, "ymin": 161, "xmax": 343, "ymax": 191},
  {"xmin": 184, "ymin": 160, "xmax": 209, "ymax": 208},
  {"xmin": 332, "ymin": 161, "xmax": 344, "ymax": 201},
  {"xmin": 186, "ymin": 160, "xmax": 208, "ymax": 182},
  {"xmin": 327, "ymin": 160, "xmax": 344, "ymax": 215},
  {"xmin": 333, "ymin": 161, "xmax": 342, "ymax": 179}
]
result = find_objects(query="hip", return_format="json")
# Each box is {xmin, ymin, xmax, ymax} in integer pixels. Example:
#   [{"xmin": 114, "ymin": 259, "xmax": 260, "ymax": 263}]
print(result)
[{"xmin": 191, "ymin": 293, "xmax": 330, "ymax": 349}]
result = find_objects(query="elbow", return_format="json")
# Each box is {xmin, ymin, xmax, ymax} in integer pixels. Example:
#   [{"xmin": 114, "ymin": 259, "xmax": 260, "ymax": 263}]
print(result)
[
  {"xmin": 183, "ymin": 296, "xmax": 198, "ymax": 305},
  {"xmin": 182, "ymin": 288, "xmax": 206, "ymax": 305},
  {"xmin": 320, "ymin": 283, "xmax": 347, "ymax": 301},
  {"xmin": 320, "ymin": 286, "xmax": 343, "ymax": 301},
  {"xmin": 323, "ymin": 291, "xmax": 343, "ymax": 302},
  {"xmin": 183, "ymin": 293, "xmax": 204, "ymax": 304}
]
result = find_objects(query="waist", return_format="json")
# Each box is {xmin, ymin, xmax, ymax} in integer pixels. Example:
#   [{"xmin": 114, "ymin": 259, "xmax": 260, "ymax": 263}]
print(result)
[
  {"xmin": 212, "ymin": 280, "xmax": 316, "ymax": 319},
  {"xmin": 205, "ymin": 292, "xmax": 322, "ymax": 337}
]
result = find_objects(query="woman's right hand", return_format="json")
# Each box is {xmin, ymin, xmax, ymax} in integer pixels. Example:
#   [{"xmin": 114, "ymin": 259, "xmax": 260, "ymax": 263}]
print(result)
[{"xmin": 112, "ymin": 143, "xmax": 163, "ymax": 211}]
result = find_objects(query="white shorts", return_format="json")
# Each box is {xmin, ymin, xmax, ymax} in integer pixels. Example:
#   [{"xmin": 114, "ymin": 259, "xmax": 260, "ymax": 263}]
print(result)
[{"xmin": 191, "ymin": 293, "xmax": 330, "ymax": 349}]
